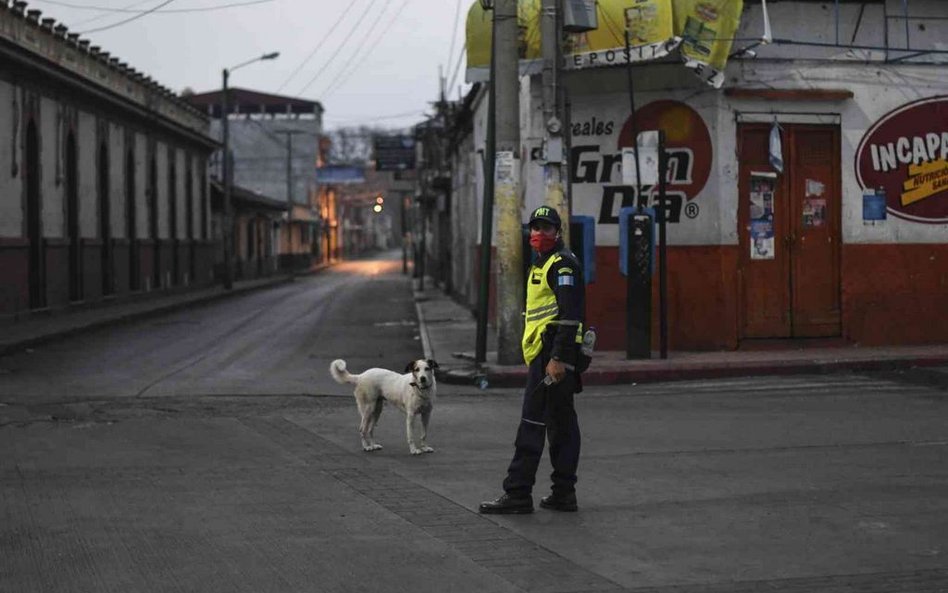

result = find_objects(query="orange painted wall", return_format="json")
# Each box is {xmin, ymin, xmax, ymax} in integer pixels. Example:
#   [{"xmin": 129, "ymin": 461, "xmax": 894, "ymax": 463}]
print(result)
[
  {"xmin": 587, "ymin": 246, "xmax": 739, "ymax": 351},
  {"xmin": 842, "ymin": 244, "xmax": 948, "ymax": 345}
]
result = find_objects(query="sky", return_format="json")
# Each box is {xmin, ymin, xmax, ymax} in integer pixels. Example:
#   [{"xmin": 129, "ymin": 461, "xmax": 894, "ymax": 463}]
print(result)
[{"xmin": 25, "ymin": 0, "xmax": 472, "ymax": 130}]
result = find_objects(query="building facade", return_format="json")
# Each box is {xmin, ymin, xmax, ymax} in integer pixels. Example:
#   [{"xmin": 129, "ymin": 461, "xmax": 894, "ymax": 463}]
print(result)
[
  {"xmin": 447, "ymin": 0, "xmax": 948, "ymax": 351},
  {"xmin": 0, "ymin": 1, "xmax": 216, "ymax": 318}
]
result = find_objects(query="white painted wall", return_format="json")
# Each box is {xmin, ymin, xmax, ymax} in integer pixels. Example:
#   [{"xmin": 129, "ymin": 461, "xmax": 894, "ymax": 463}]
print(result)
[
  {"xmin": 109, "ymin": 123, "xmax": 125, "ymax": 240},
  {"xmin": 0, "ymin": 80, "xmax": 22, "ymax": 237},
  {"xmin": 737, "ymin": 0, "xmax": 947, "ymax": 64},
  {"xmin": 15, "ymin": 116, "xmax": 211, "ymax": 246},
  {"xmin": 134, "ymin": 133, "xmax": 148, "ymax": 240},
  {"xmin": 550, "ymin": 45, "xmax": 948, "ymax": 247},
  {"xmin": 190, "ymin": 153, "xmax": 202, "ymax": 240},
  {"xmin": 155, "ymin": 142, "xmax": 168, "ymax": 239},
  {"xmin": 77, "ymin": 110, "xmax": 97, "ymax": 238},
  {"xmin": 40, "ymin": 97, "xmax": 61, "ymax": 239},
  {"xmin": 174, "ymin": 148, "xmax": 186, "ymax": 239}
]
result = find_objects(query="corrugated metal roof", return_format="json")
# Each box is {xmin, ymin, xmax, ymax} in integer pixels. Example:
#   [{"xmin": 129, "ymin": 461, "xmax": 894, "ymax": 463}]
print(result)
[{"xmin": 188, "ymin": 88, "xmax": 324, "ymax": 118}]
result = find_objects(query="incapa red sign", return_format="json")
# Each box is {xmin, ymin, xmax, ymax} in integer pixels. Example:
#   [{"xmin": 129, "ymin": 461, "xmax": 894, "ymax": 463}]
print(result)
[{"xmin": 856, "ymin": 96, "xmax": 948, "ymax": 223}]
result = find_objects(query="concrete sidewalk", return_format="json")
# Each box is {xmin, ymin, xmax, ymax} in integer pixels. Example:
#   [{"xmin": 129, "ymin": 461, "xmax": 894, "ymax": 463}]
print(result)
[
  {"xmin": 413, "ymin": 282, "xmax": 948, "ymax": 388},
  {"xmin": 0, "ymin": 266, "xmax": 330, "ymax": 357}
]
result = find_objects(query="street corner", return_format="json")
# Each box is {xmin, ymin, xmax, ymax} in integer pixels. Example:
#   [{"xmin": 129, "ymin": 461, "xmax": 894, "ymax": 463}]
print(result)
[
  {"xmin": 436, "ymin": 363, "xmax": 486, "ymax": 387},
  {"xmin": 434, "ymin": 358, "xmax": 527, "ymax": 390}
]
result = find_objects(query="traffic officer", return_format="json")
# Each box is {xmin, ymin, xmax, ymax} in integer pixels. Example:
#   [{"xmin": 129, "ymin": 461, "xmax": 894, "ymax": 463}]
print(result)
[{"xmin": 480, "ymin": 205, "xmax": 586, "ymax": 514}]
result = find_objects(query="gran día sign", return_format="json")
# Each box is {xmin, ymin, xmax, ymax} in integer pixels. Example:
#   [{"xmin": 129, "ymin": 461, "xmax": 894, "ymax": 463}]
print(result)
[{"xmin": 569, "ymin": 100, "xmax": 713, "ymax": 243}]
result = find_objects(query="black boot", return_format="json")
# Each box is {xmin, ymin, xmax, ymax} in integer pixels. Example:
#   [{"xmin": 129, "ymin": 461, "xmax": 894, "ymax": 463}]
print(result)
[
  {"xmin": 478, "ymin": 493, "xmax": 534, "ymax": 514},
  {"xmin": 539, "ymin": 492, "xmax": 577, "ymax": 512}
]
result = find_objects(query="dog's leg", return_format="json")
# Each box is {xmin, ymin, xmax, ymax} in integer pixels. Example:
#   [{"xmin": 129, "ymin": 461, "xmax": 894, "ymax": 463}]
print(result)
[
  {"xmin": 357, "ymin": 392, "xmax": 383, "ymax": 452},
  {"xmin": 359, "ymin": 406, "xmax": 377, "ymax": 452},
  {"xmin": 419, "ymin": 409, "xmax": 434, "ymax": 453},
  {"xmin": 365, "ymin": 397, "xmax": 384, "ymax": 451},
  {"xmin": 407, "ymin": 413, "xmax": 423, "ymax": 455}
]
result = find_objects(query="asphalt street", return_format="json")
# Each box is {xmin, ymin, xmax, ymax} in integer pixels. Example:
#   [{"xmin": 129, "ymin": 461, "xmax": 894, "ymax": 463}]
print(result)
[{"xmin": 2, "ymin": 255, "xmax": 947, "ymax": 592}]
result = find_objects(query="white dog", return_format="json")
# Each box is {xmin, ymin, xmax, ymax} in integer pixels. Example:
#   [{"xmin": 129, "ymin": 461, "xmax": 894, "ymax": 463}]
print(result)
[{"xmin": 330, "ymin": 358, "xmax": 438, "ymax": 455}]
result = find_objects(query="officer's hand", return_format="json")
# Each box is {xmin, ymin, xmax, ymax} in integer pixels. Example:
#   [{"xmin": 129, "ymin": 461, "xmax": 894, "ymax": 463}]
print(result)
[{"xmin": 546, "ymin": 359, "xmax": 567, "ymax": 384}]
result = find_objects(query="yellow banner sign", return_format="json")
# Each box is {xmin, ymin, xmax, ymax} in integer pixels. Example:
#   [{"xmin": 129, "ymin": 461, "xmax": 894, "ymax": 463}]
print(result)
[
  {"xmin": 674, "ymin": 0, "xmax": 744, "ymax": 87},
  {"xmin": 465, "ymin": 0, "xmax": 542, "ymax": 82},
  {"xmin": 466, "ymin": 0, "xmax": 743, "ymax": 87}
]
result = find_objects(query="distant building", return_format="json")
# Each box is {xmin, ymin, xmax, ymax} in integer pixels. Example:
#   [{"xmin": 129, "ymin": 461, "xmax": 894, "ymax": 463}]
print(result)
[
  {"xmin": 0, "ymin": 0, "xmax": 217, "ymax": 318},
  {"xmin": 208, "ymin": 181, "xmax": 287, "ymax": 280},
  {"xmin": 187, "ymin": 89, "xmax": 327, "ymax": 270}
]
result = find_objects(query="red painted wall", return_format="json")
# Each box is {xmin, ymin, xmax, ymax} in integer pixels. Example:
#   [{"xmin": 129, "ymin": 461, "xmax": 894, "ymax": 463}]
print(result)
[
  {"xmin": 587, "ymin": 246, "xmax": 739, "ymax": 351},
  {"xmin": 472, "ymin": 242, "xmax": 948, "ymax": 352},
  {"xmin": 842, "ymin": 244, "xmax": 948, "ymax": 345}
]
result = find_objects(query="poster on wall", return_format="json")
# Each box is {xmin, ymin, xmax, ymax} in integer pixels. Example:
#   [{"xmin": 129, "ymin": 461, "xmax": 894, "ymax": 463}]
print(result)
[
  {"xmin": 749, "ymin": 173, "xmax": 775, "ymax": 260},
  {"xmin": 855, "ymin": 95, "xmax": 948, "ymax": 224},
  {"xmin": 862, "ymin": 188, "xmax": 887, "ymax": 225},
  {"xmin": 568, "ymin": 99, "xmax": 714, "ymax": 245},
  {"xmin": 802, "ymin": 178, "xmax": 826, "ymax": 228}
]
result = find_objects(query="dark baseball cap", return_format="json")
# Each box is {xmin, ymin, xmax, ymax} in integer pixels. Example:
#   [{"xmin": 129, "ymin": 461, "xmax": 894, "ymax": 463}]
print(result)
[{"xmin": 528, "ymin": 206, "xmax": 562, "ymax": 228}]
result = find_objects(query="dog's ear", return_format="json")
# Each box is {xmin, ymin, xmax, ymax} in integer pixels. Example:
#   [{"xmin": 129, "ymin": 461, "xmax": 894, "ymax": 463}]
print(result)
[
  {"xmin": 404, "ymin": 361, "xmax": 417, "ymax": 373},
  {"xmin": 427, "ymin": 359, "xmax": 439, "ymax": 369}
]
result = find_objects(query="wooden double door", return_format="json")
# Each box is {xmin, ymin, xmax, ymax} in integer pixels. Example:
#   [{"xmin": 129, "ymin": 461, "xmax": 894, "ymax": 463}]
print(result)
[{"xmin": 738, "ymin": 124, "xmax": 841, "ymax": 339}]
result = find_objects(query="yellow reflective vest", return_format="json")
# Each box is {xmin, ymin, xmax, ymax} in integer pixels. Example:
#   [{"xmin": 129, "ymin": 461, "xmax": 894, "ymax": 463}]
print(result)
[{"xmin": 521, "ymin": 251, "xmax": 583, "ymax": 365}]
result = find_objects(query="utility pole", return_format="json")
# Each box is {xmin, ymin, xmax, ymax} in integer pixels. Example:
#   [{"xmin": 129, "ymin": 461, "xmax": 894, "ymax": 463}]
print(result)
[
  {"xmin": 277, "ymin": 129, "xmax": 306, "ymax": 271},
  {"xmin": 221, "ymin": 68, "xmax": 233, "ymax": 290},
  {"xmin": 220, "ymin": 51, "xmax": 279, "ymax": 290},
  {"xmin": 495, "ymin": 0, "xmax": 523, "ymax": 365},
  {"xmin": 541, "ymin": 0, "xmax": 569, "ymax": 246}
]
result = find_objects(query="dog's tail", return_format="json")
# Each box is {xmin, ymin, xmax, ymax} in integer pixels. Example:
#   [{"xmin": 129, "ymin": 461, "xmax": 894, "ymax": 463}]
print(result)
[{"xmin": 329, "ymin": 359, "xmax": 359, "ymax": 385}]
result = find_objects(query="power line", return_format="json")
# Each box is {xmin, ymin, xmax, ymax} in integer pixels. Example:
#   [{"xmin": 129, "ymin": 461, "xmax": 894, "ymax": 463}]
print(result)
[
  {"xmin": 313, "ymin": 1, "xmax": 399, "ymax": 98},
  {"xmin": 444, "ymin": 0, "xmax": 463, "ymax": 81},
  {"xmin": 276, "ymin": 0, "xmax": 362, "ymax": 93},
  {"xmin": 71, "ymin": 0, "xmax": 154, "ymax": 26},
  {"xmin": 319, "ymin": 0, "xmax": 410, "ymax": 99},
  {"xmin": 296, "ymin": 0, "xmax": 383, "ymax": 97},
  {"xmin": 446, "ymin": 41, "xmax": 466, "ymax": 96},
  {"xmin": 324, "ymin": 109, "xmax": 425, "ymax": 124},
  {"xmin": 78, "ymin": 0, "xmax": 177, "ymax": 34},
  {"xmin": 35, "ymin": 0, "xmax": 272, "ymax": 13}
]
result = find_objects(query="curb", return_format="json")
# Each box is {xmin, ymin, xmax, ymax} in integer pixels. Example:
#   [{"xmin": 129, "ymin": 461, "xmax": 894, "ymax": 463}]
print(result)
[
  {"xmin": 413, "ymin": 291, "xmax": 434, "ymax": 361},
  {"xmin": 439, "ymin": 354, "xmax": 948, "ymax": 388}
]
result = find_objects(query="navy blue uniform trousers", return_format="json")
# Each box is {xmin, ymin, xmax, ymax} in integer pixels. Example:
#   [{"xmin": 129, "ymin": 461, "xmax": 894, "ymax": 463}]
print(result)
[{"xmin": 502, "ymin": 349, "xmax": 581, "ymax": 497}]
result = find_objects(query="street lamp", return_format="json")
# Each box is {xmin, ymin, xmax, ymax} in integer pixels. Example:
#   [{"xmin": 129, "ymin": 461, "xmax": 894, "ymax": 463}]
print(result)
[{"xmin": 221, "ymin": 51, "xmax": 279, "ymax": 290}]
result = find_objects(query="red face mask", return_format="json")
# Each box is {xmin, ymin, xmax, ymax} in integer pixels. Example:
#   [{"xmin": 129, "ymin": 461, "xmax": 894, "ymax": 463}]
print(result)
[{"xmin": 529, "ymin": 231, "xmax": 557, "ymax": 254}]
